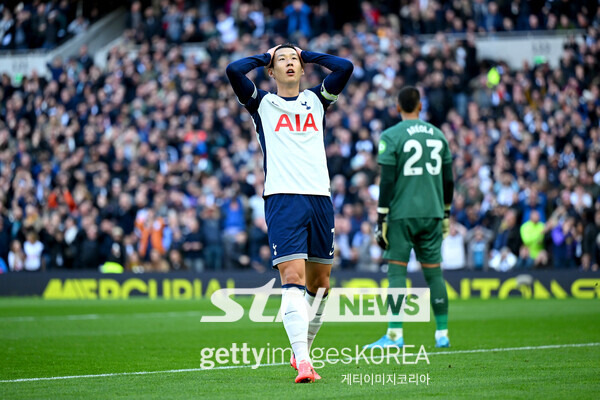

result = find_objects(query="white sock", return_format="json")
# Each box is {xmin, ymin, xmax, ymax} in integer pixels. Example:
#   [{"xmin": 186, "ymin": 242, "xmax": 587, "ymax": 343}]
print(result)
[
  {"xmin": 305, "ymin": 290, "xmax": 328, "ymax": 350},
  {"xmin": 386, "ymin": 328, "xmax": 403, "ymax": 341},
  {"xmin": 435, "ymin": 329, "xmax": 448, "ymax": 340},
  {"xmin": 281, "ymin": 286, "xmax": 310, "ymax": 363}
]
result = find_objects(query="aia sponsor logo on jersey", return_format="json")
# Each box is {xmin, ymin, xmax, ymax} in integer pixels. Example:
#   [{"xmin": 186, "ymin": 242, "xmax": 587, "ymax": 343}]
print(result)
[{"xmin": 274, "ymin": 113, "xmax": 318, "ymax": 132}]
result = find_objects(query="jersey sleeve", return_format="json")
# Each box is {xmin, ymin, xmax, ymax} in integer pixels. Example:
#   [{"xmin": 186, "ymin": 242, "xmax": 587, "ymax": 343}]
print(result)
[
  {"xmin": 377, "ymin": 131, "xmax": 397, "ymax": 166},
  {"xmin": 442, "ymin": 137, "xmax": 452, "ymax": 165},
  {"xmin": 303, "ymin": 51, "xmax": 353, "ymax": 110},
  {"xmin": 307, "ymin": 84, "xmax": 335, "ymax": 110},
  {"xmin": 244, "ymin": 88, "xmax": 269, "ymax": 114},
  {"xmin": 226, "ymin": 53, "xmax": 271, "ymax": 113}
]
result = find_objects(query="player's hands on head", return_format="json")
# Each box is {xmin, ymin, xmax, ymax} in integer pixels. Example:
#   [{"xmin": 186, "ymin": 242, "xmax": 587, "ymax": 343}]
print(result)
[
  {"xmin": 267, "ymin": 46, "xmax": 278, "ymax": 64},
  {"xmin": 294, "ymin": 46, "xmax": 302, "ymax": 57}
]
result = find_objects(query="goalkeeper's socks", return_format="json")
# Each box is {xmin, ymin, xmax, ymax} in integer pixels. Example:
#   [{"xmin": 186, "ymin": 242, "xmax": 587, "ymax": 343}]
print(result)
[
  {"xmin": 305, "ymin": 288, "xmax": 328, "ymax": 350},
  {"xmin": 435, "ymin": 329, "xmax": 448, "ymax": 340},
  {"xmin": 386, "ymin": 328, "xmax": 403, "ymax": 341},
  {"xmin": 387, "ymin": 264, "xmax": 407, "ymax": 330},
  {"xmin": 423, "ymin": 267, "xmax": 449, "ymax": 330},
  {"xmin": 281, "ymin": 284, "xmax": 310, "ymax": 363}
]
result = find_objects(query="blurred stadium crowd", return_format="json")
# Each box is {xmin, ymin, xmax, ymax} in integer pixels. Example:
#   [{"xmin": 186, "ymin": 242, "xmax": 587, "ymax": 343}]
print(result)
[
  {"xmin": 0, "ymin": 0, "xmax": 599, "ymax": 273},
  {"xmin": 0, "ymin": 0, "xmax": 124, "ymax": 51}
]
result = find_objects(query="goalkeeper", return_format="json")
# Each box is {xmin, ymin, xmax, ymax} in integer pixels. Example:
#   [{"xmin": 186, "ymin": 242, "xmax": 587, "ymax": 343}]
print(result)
[{"xmin": 365, "ymin": 86, "xmax": 454, "ymax": 349}]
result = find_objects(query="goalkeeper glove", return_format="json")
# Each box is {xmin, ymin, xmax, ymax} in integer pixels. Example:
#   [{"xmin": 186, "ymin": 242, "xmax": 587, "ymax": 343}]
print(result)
[
  {"xmin": 375, "ymin": 207, "xmax": 389, "ymax": 250},
  {"xmin": 442, "ymin": 205, "xmax": 451, "ymax": 239}
]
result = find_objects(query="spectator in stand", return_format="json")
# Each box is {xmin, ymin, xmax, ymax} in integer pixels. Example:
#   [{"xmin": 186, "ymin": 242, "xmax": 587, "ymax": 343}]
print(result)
[
  {"xmin": 143, "ymin": 6, "xmax": 162, "ymax": 42},
  {"xmin": 334, "ymin": 215, "xmax": 353, "ymax": 269},
  {"xmin": 581, "ymin": 209, "xmax": 600, "ymax": 272},
  {"xmin": 145, "ymin": 248, "xmax": 170, "ymax": 272},
  {"xmin": 0, "ymin": 8, "xmax": 15, "ymax": 50},
  {"xmin": 285, "ymin": 1, "xmax": 311, "ymax": 38},
  {"xmin": 519, "ymin": 186, "xmax": 547, "ymax": 224},
  {"xmin": 311, "ymin": 3, "xmax": 334, "ymax": 37},
  {"xmin": 466, "ymin": 226, "xmax": 494, "ymax": 270},
  {"xmin": 168, "ymin": 248, "xmax": 188, "ymax": 271},
  {"xmin": 215, "ymin": 9, "xmax": 237, "ymax": 45},
  {"xmin": 0, "ymin": 216, "xmax": 10, "ymax": 265},
  {"xmin": 352, "ymin": 220, "xmax": 378, "ymax": 272},
  {"xmin": 125, "ymin": 1, "xmax": 144, "ymax": 43},
  {"xmin": 104, "ymin": 226, "xmax": 126, "ymax": 269},
  {"xmin": 221, "ymin": 193, "xmax": 246, "ymax": 269},
  {"xmin": 8, "ymin": 240, "xmax": 25, "ymax": 272},
  {"xmin": 78, "ymin": 225, "xmax": 101, "ymax": 269},
  {"xmin": 13, "ymin": 5, "xmax": 31, "ymax": 50},
  {"xmin": 442, "ymin": 221, "xmax": 467, "ymax": 270},
  {"xmin": 163, "ymin": 4, "xmax": 183, "ymax": 44},
  {"xmin": 251, "ymin": 244, "xmax": 271, "ymax": 273},
  {"xmin": 40, "ymin": 213, "xmax": 66, "ymax": 270},
  {"xmin": 493, "ymin": 209, "xmax": 522, "ymax": 257},
  {"xmin": 136, "ymin": 209, "xmax": 166, "ymax": 260},
  {"xmin": 23, "ymin": 230, "xmax": 43, "ymax": 271},
  {"xmin": 62, "ymin": 217, "xmax": 78, "ymax": 270},
  {"xmin": 182, "ymin": 218, "xmax": 203, "ymax": 273},
  {"xmin": 201, "ymin": 205, "xmax": 223, "ymax": 271},
  {"xmin": 550, "ymin": 212, "xmax": 578, "ymax": 269},
  {"xmin": 126, "ymin": 250, "xmax": 144, "ymax": 273},
  {"xmin": 77, "ymin": 44, "xmax": 94, "ymax": 71},
  {"xmin": 484, "ymin": 1, "xmax": 504, "ymax": 32},
  {"xmin": 489, "ymin": 246, "xmax": 518, "ymax": 272},
  {"xmin": 494, "ymin": 173, "xmax": 519, "ymax": 207},
  {"xmin": 227, "ymin": 231, "xmax": 250, "ymax": 270},
  {"xmin": 42, "ymin": 10, "xmax": 61, "ymax": 49},
  {"xmin": 248, "ymin": 215, "xmax": 268, "ymax": 269},
  {"xmin": 519, "ymin": 209, "xmax": 548, "ymax": 269},
  {"xmin": 67, "ymin": 15, "xmax": 88, "ymax": 37},
  {"xmin": 457, "ymin": 202, "xmax": 483, "ymax": 230}
]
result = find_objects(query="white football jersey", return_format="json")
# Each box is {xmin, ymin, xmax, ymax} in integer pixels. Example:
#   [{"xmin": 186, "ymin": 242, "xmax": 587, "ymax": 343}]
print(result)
[{"xmin": 251, "ymin": 89, "xmax": 331, "ymax": 196}]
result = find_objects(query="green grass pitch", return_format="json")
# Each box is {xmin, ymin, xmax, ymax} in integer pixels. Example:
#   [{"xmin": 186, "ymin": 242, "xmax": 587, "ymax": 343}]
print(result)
[{"xmin": 1, "ymin": 297, "xmax": 599, "ymax": 399}]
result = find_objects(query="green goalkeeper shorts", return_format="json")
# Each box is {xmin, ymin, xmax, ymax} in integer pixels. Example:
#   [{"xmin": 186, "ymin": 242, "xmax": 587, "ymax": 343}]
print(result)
[{"xmin": 383, "ymin": 218, "xmax": 443, "ymax": 264}]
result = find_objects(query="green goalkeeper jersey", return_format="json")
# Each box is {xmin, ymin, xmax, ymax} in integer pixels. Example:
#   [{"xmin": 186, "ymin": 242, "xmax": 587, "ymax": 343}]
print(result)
[{"xmin": 377, "ymin": 119, "xmax": 452, "ymax": 220}]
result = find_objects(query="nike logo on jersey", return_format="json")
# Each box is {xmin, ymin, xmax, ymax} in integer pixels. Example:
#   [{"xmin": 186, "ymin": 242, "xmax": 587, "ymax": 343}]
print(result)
[
  {"xmin": 434, "ymin": 298, "xmax": 445, "ymax": 304},
  {"xmin": 274, "ymin": 113, "xmax": 318, "ymax": 132},
  {"xmin": 329, "ymin": 250, "xmax": 334, "ymax": 256}
]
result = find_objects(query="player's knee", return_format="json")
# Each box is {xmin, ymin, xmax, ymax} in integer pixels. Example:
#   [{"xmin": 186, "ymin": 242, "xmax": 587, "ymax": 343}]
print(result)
[
  {"xmin": 278, "ymin": 259, "xmax": 306, "ymax": 285},
  {"xmin": 285, "ymin": 274, "xmax": 303, "ymax": 286},
  {"xmin": 307, "ymin": 277, "xmax": 330, "ymax": 294},
  {"xmin": 280, "ymin": 268, "xmax": 303, "ymax": 286}
]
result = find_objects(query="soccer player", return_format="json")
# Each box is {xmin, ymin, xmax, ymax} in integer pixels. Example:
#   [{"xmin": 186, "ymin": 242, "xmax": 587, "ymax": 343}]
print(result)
[
  {"xmin": 226, "ymin": 44, "xmax": 353, "ymax": 382},
  {"xmin": 364, "ymin": 86, "xmax": 454, "ymax": 349}
]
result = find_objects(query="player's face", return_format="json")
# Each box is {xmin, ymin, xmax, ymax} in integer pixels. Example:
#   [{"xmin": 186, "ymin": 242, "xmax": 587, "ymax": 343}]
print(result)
[{"xmin": 270, "ymin": 48, "xmax": 303, "ymax": 85}]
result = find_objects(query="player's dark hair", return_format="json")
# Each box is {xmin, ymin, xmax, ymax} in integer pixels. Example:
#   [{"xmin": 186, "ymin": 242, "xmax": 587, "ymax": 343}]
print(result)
[
  {"xmin": 397, "ymin": 86, "xmax": 420, "ymax": 113},
  {"xmin": 268, "ymin": 42, "xmax": 304, "ymax": 68}
]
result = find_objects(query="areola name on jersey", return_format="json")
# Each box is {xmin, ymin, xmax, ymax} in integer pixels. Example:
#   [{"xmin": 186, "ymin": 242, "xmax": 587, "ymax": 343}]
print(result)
[{"xmin": 407, "ymin": 124, "xmax": 434, "ymax": 136}]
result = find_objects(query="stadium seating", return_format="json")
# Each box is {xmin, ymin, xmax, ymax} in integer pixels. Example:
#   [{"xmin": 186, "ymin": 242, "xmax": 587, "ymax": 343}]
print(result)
[{"xmin": 0, "ymin": 0, "xmax": 599, "ymax": 272}]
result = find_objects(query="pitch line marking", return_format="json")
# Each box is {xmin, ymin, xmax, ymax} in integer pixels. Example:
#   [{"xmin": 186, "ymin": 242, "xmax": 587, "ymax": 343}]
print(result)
[{"xmin": 1, "ymin": 342, "xmax": 598, "ymax": 383}]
